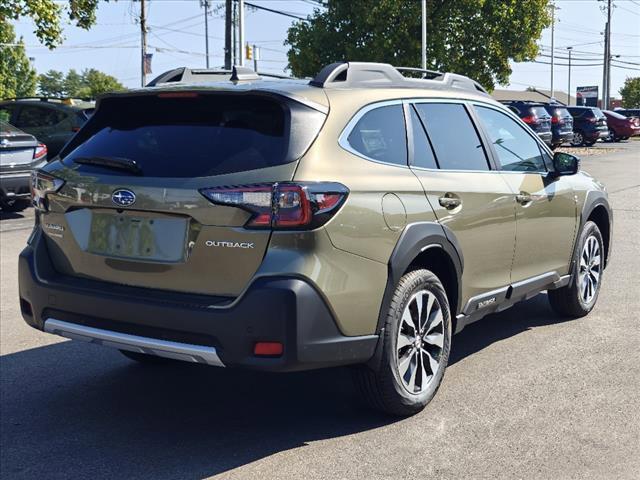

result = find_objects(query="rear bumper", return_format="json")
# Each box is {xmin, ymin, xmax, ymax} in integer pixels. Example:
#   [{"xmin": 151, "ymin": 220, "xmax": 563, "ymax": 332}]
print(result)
[
  {"xmin": 18, "ymin": 229, "xmax": 378, "ymax": 372},
  {"xmin": 0, "ymin": 172, "xmax": 31, "ymax": 199},
  {"xmin": 585, "ymin": 128, "xmax": 609, "ymax": 141},
  {"xmin": 536, "ymin": 131, "xmax": 553, "ymax": 145},
  {"xmin": 552, "ymin": 130, "xmax": 573, "ymax": 145}
]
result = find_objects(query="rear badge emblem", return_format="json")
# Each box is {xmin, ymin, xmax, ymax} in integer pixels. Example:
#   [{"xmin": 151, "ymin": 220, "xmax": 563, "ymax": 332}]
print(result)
[{"xmin": 112, "ymin": 189, "xmax": 136, "ymax": 207}]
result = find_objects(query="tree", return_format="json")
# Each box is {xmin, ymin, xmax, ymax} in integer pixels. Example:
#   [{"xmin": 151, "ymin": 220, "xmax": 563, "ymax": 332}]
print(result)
[
  {"xmin": 38, "ymin": 68, "xmax": 124, "ymax": 99},
  {"xmin": 619, "ymin": 77, "xmax": 640, "ymax": 108},
  {"xmin": 0, "ymin": 20, "xmax": 37, "ymax": 99},
  {"xmin": 0, "ymin": 1, "xmax": 101, "ymax": 48},
  {"xmin": 38, "ymin": 70, "xmax": 66, "ymax": 97},
  {"xmin": 286, "ymin": 0, "xmax": 552, "ymax": 91},
  {"xmin": 74, "ymin": 69, "xmax": 124, "ymax": 98}
]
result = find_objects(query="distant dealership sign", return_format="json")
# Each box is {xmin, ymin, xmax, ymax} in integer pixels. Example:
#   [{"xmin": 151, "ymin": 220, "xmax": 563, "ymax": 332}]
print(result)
[{"xmin": 576, "ymin": 86, "xmax": 598, "ymax": 107}]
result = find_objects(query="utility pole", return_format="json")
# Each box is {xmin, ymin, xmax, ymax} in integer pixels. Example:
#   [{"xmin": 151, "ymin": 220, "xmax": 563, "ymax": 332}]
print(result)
[
  {"xmin": 550, "ymin": 2, "xmax": 556, "ymax": 98},
  {"xmin": 605, "ymin": 0, "xmax": 612, "ymax": 109},
  {"xmin": 140, "ymin": 0, "xmax": 147, "ymax": 87},
  {"xmin": 202, "ymin": 0, "xmax": 210, "ymax": 68},
  {"xmin": 238, "ymin": 0, "xmax": 245, "ymax": 66},
  {"xmin": 253, "ymin": 44, "xmax": 259, "ymax": 72},
  {"xmin": 421, "ymin": 0, "xmax": 427, "ymax": 70},
  {"xmin": 602, "ymin": 20, "xmax": 609, "ymax": 109},
  {"xmin": 567, "ymin": 47, "xmax": 573, "ymax": 106},
  {"xmin": 224, "ymin": 0, "xmax": 232, "ymax": 69}
]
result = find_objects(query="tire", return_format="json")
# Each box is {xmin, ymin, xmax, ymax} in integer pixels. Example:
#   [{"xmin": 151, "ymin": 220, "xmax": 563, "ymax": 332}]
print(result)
[
  {"xmin": 571, "ymin": 131, "xmax": 584, "ymax": 146},
  {"xmin": 120, "ymin": 350, "xmax": 175, "ymax": 365},
  {"xmin": 548, "ymin": 221, "xmax": 604, "ymax": 318},
  {"xmin": 353, "ymin": 269, "xmax": 452, "ymax": 416}
]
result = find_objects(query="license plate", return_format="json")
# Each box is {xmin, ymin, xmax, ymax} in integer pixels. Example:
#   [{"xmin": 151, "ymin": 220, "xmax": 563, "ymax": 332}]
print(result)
[
  {"xmin": 0, "ymin": 148, "xmax": 34, "ymax": 167},
  {"xmin": 87, "ymin": 212, "xmax": 188, "ymax": 262}
]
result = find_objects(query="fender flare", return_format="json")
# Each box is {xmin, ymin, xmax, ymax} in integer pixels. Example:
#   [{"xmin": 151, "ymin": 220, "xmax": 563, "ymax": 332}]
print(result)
[
  {"xmin": 375, "ymin": 222, "xmax": 464, "ymax": 335},
  {"xmin": 575, "ymin": 190, "xmax": 612, "ymax": 270}
]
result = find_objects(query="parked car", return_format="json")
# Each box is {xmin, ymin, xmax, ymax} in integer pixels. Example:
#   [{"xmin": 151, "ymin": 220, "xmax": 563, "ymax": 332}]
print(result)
[
  {"xmin": 0, "ymin": 98, "xmax": 94, "ymax": 159},
  {"xmin": 540, "ymin": 104, "xmax": 574, "ymax": 148},
  {"xmin": 602, "ymin": 110, "xmax": 640, "ymax": 142},
  {"xmin": 0, "ymin": 122, "xmax": 47, "ymax": 211},
  {"xmin": 19, "ymin": 63, "xmax": 612, "ymax": 416},
  {"xmin": 566, "ymin": 106, "xmax": 609, "ymax": 146},
  {"xmin": 614, "ymin": 108, "xmax": 640, "ymax": 119},
  {"xmin": 499, "ymin": 100, "xmax": 553, "ymax": 147}
]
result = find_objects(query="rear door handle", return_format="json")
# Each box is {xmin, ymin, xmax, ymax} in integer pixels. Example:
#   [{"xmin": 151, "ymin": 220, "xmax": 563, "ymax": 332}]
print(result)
[
  {"xmin": 515, "ymin": 193, "xmax": 532, "ymax": 205},
  {"xmin": 438, "ymin": 195, "xmax": 461, "ymax": 209}
]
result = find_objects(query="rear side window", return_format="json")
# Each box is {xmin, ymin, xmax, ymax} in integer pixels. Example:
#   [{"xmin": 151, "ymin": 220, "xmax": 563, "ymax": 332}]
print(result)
[
  {"xmin": 346, "ymin": 104, "xmax": 407, "ymax": 166},
  {"xmin": 475, "ymin": 106, "xmax": 546, "ymax": 172},
  {"xmin": 62, "ymin": 94, "xmax": 325, "ymax": 178},
  {"xmin": 15, "ymin": 106, "xmax": 67, "ymax": 128},
  {"xmin": 414, "ymin": 103, "xmax": 489, "ymax": 171},
  {"xmin": 531, "ymin": 107, "xmax": 550, "ymax": 118}
]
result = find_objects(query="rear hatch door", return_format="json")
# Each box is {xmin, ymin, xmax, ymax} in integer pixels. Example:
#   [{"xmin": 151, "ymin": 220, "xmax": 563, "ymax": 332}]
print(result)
[{"xmin": 40, "ymin": 90, "xmax": 326, "ymax": 297}]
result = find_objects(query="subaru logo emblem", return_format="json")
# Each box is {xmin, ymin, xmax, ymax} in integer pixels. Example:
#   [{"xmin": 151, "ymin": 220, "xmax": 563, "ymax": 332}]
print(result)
[{"xmin": 112, "ymin": 189, "xmax": 136, "ymax": 207}]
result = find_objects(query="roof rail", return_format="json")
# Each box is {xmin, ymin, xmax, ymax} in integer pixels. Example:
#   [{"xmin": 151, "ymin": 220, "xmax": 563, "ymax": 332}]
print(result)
[
  {"xmin": 146, "ymin": 66, "xmax": 295, "ymax": 87},
  {"xmin": 309, "ymin": 62, "xmax": 488, "ymax": 95}
]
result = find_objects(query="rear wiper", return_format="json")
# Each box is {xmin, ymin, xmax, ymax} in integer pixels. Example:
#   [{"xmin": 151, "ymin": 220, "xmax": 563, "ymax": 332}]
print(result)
[{"xmin": 73, "ymin": 156, "xmax": 143, "ymax": 175}]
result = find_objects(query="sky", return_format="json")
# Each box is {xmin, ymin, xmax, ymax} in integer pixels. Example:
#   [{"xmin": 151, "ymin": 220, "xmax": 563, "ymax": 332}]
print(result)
[{"xmin": 10, "ymin": 0, "xmax": 640, "ymax": 97}]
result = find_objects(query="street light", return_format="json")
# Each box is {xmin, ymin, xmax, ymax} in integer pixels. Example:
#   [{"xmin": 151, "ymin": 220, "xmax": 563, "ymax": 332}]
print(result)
[{"xmin": 566, "ymin": 46, "xmax": 573, "ymax": 106}]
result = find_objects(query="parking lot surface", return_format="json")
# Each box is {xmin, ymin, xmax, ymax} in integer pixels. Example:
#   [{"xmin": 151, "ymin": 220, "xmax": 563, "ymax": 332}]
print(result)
[{"xmin": 1, "ymin": 142, "xmax": 639, "ymax": 479}]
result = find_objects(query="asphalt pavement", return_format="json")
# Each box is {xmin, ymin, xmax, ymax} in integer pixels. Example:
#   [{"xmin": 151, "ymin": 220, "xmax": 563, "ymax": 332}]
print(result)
[{"xmin": 1, "ymin": 141, "xmax": 639, "ymax": 479}]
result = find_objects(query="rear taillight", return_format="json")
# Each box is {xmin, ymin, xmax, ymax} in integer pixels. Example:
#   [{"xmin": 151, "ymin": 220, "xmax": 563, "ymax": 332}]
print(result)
[
  {"xmin": 588, "ymin": 117, "xmax": 597, "ymax": 123},
  {"xmin": 551, "ymin": 116, "xmax": 559, "ymax": 124},
  {"xmin": 33, "ymin": 143, "xmax": 47, "ymax": 160},
  {"xmin": 199, "ymin": 182, "xmax": 348, "ymax": 230},
  {"xmin": 31, "ymin": 170, "xmax": 65, "ymax": 211},
  {"xmin": 522, "ymin": 115, "xmax": 537, "ymax": 124}
]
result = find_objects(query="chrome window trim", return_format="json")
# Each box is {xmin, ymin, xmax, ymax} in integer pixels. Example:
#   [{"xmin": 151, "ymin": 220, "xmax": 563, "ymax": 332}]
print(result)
[{"xmin": 337, "ymin": 99, "xmax": 410, "ymax": 168}]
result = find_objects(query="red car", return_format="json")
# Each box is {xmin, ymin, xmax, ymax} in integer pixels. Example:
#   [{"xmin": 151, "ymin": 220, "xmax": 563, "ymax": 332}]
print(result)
[{"xmin": 603, "ymin": 110, "xmax": 640, "ymax": 142}]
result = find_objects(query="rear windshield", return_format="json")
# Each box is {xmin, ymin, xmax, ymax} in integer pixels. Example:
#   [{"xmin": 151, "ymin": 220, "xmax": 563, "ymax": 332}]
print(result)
[
  {"xmin": 592, "ymin": 108, "xmax": 606, "ymax": 119},
  {"xmin": 61, "ymin": 93, "xmax": 324, "ymax": 177},
  {"xmin": 551, "ymin": 107, "xmax": 570, "ymax": 117},
  {"xmin": 531, "ymin": 106, "xmax": 550, "ymax": 118}
]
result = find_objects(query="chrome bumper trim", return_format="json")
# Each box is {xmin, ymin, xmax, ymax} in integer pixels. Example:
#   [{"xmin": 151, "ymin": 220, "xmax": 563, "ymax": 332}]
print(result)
[{"xmin": 44, "ymin": 318, "xmax": 225, "ymax": 367}]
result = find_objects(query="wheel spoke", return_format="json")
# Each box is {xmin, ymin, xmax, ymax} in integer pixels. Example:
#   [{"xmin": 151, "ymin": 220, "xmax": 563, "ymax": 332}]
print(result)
[
  {"xmin": 401, "ymin": 310, "xmax": 416, "ymax": 335},
  {"xmin": 424, "ymin": 331, "xmax": 444, "ymax": 348},
  {"xmin": 422, "ymin": 348, "xmax": 439, "ymax": 375},
  {"xmin": 414, "ymin": 293, "xmax": 424, "ymax": 331},
  {"xmin": 398, "ymin": 350, "xmax": 413, "ymax": 378},
  {"xmin": 397, "ymin": 332, "xmax": 414, "ymax": 351},
  {"xmin": 419, "ymin": 353, "xmax": 429, "ymax": 389},
  {"xmin": 406, "ymin": 352, "xmax": 418, "ymax": 392}
]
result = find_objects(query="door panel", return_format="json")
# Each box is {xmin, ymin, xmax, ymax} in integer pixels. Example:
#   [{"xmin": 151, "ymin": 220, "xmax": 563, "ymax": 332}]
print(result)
[
  {"xmin": 408, "ymin": 102, "xmax": 516, "ymax": 304},
  {"xmin": 472, "ymin": 104, "xmax": 577, "ymax": 281},
  {"xmin": 500, "ymin": 173, "xmax": 577, "ymax": 280}
]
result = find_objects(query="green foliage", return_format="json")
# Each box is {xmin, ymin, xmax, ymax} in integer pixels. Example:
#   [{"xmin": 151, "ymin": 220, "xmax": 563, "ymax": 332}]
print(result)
[
  {"xmin": 286, "ymin": 0, "xmax": 552, "ymax": 90},
  {"xmin": 619, "ymin": 77, "xmax": 640, "ymax": 108},
  {"xmin": 38, "ymin": 68, "xmax": 125, "ymax": 99},
  {"xmin": 0, "ymin": 0, "xmax": 101, "ymax": 48},
  {"xmin": 0, "ymin": 20, "xmax": 37, "ymax": 99}
]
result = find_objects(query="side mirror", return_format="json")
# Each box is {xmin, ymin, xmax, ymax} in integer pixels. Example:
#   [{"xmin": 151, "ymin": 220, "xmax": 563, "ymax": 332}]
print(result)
[{"xmin": 552, "ymin": 152, "xmax": 580, "ymax": 176}]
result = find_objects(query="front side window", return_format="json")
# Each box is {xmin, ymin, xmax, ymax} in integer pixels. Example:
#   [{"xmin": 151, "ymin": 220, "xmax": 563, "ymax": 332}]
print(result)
[
  {"xmin": 475, "ymin": 106, "xmax": 547, "ymax": 172},
  {"xmin": 346, "ymin": 104, "xmax": 407, "ymax": 166},
  {"xmin": 414, "ymin": 103, "xmax": 490, "ymax": 171}
]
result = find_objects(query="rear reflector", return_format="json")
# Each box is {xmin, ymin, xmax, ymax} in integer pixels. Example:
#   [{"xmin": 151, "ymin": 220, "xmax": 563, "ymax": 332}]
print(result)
[
  {"xmin": 254, "ymin": 342, "xmax": 283, "ymax": 357},
  {"xmin": 200, "ymin": 182, "xmax": 348, "ymax": 230}
]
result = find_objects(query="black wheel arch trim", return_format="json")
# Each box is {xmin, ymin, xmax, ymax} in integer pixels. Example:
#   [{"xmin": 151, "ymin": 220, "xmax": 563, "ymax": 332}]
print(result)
[
  {"xmin": 579, "ymin": 190, "xmax": 612, "ymax": 268},
  {"xmin": 376, "ymin": 222, "xmax": 463, "ymax": 333}
]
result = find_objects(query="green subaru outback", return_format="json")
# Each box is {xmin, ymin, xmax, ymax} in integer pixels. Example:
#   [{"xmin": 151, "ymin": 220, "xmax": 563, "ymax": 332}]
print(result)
[{"xmin": 19, "ymin": 63, "xmax": 612, "ymax": 416}]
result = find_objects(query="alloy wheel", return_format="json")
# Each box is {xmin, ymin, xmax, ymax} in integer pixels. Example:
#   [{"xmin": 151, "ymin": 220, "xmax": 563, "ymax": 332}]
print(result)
[
  {"xmin": 572, "ymin": 132, "xmax": 584, "ymax": 146},
  {"xmin": 579, "ymin": 235, "xmax": 601, "ymax": 304},
  {"xmin": 396, "ymin": 290, "xmax": 444, "ymax": 394}
]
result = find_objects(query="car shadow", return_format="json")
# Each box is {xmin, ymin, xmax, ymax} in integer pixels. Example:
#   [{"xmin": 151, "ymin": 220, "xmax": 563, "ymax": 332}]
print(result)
[
  {"xmin": 0, "ymin": 210, "xmax": 27, "ymax": 221},
  {"xmin": 1, "ymin": 293, "xmax": 571, "ymax": 479}
]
